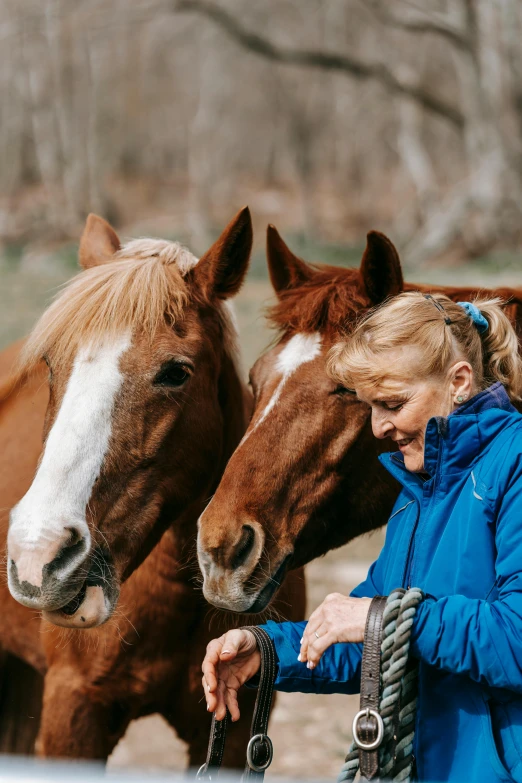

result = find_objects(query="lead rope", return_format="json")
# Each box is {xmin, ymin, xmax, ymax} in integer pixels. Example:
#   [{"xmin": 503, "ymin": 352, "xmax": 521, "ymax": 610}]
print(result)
[{"xmin": 338, "ymin": 588, "xmax": 424, "ymax": 783}]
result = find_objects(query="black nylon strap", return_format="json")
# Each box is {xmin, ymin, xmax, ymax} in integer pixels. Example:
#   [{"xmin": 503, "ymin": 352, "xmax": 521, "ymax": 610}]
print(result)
[
  {"xmin": 196, "ymin": 626, "xmax": 276, "ymax": 782},
  {"xmin": 356, "ymin": 595, "xmax": 387, "ymax": 780}
]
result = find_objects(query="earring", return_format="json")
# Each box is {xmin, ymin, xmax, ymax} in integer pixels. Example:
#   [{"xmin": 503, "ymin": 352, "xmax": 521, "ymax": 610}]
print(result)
[{"xmin": 456, "ymin": 395, "xmax": 466, "ymax": 403}]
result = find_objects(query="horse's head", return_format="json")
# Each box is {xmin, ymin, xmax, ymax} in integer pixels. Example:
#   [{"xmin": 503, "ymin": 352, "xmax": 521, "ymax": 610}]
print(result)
[
  {"xmin": 7, "ymin": 208, "xmax": 253, "ymax": 628},
  {"xmin": 197, "ymin": 226, "xmax": 404, "ymax": 612}
]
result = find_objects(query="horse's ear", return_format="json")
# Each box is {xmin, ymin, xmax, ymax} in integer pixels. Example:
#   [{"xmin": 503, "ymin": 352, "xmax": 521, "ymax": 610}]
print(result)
[
  {"xmin": 194, "ymin": 207, "xmax": 253, "ymax": 300},
  {"xmin": 266, "ymin": 225, "xmax": 314, "ymax": 297},
  {"xmin": 359, "ymin": 231, "xmax": 403, "ymax": 305},
  {"xmin": 79, "ymin": 214, "xmax": 121, "ymax": 270}
]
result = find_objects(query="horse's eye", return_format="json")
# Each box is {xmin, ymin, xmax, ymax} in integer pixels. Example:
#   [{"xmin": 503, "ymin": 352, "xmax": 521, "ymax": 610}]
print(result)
[
  {"xmin": 154, "ymin": 363, "xmax": 191, "ymax": 388},
  {"xmin": 42, "ymin": 355, "xmax": 53, "ymax": 379},
  {"xmin": 333, "ymin": 385, "xmax": 356, "ymax": 397}
]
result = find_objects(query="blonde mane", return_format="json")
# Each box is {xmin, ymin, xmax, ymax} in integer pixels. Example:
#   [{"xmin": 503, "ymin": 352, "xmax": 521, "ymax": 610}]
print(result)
[{"xmin": 17, "ymin": 238, "xmax": 199, "ymax": 377}]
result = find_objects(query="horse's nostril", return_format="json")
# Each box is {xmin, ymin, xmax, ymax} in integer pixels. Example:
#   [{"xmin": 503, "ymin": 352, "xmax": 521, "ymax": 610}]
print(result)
[
  {"xmin": 46, "ymin": 526, "xmax": 88, "ymax": 578},
  {"xmin": 231, "ymin": 525, "xmax": 256, "ymax": 570}
]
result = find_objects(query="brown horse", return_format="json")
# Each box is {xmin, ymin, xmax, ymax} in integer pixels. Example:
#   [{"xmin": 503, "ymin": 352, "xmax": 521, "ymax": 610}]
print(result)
[
  {"xmin": 0, "ymin": 211, "xmax": 305, "ymax": 761},
  {"xmin": 197, "ymin": 227, "xmax": 522, "ymax": 613}
]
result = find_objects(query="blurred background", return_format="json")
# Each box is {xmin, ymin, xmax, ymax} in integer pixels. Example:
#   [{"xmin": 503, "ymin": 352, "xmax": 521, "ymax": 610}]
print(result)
[{"xmin": 2, "ymin": 0, "xmax": 522, "ymax": 777}]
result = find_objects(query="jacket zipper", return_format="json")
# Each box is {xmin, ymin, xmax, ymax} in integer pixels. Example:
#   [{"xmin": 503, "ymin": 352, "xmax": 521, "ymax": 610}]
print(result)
[
  {"xmin": 389, "ymin": 454, "xmax": 420, "ymax": 588},
  {"xmin": 405, "ymin": 429, "xmax": 444, "ymax": 588},
  {"xmin": 402, "ymin": 509, "xmax": 419, "ymax": 589},
  {"xmin": 393, "ymin": 431, "xmax": 443, "ymax": 588}
]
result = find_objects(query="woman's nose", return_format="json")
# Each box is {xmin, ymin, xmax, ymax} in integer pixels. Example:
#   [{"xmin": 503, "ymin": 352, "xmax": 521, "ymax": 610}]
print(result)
[{"xmin": 372, "ymin": 410, "xmax": 394, "ymax": 439}]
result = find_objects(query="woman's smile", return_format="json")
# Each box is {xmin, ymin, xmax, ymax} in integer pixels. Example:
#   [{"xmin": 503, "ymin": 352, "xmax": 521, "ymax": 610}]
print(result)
[{"xmin": 354, "ymin": 358, "xmax": 459, "ymax": 472}]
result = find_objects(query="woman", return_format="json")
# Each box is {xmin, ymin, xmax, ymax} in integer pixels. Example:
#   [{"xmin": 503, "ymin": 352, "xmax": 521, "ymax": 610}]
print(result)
[{"xmin": 202, "ymin": 292, "xmax": 522, "ymax": 782}]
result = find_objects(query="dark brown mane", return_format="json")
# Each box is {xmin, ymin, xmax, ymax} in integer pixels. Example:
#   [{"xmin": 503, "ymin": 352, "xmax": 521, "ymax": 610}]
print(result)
[{"xmin": 267, "ymin": 265, "xmax": 365, "ymax": 335}]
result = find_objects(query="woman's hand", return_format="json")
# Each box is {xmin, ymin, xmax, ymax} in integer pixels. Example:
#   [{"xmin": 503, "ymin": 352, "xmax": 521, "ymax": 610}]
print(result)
[
  {"xmin": 202, "ymin": 629, "xmax": 261, "ymax": 721},
  {"xmin": 299, "ymin": 594, "xmax": 372, "ymax": 669}
]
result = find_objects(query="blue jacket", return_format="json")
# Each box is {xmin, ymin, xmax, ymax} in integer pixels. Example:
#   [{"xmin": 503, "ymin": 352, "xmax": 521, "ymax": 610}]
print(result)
[{"xmin": 261, "ymin": 383, "xmax": 522, "ymax": 782}]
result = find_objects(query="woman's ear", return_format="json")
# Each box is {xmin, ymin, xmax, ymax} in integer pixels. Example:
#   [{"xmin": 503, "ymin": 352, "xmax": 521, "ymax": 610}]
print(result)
[{"xmin": 449, "ymin": 362, "xmax": 474, "ymax": 406}]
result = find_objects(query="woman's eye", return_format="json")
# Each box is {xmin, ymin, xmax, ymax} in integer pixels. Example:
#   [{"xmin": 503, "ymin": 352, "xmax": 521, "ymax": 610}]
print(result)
[
  {"xmin": 385, "ymin": 402, "xmax": 404, "ymax": 411},
  {"xmin": 154, "ymin": 363, "xmax": 191, "ymax": 388}
]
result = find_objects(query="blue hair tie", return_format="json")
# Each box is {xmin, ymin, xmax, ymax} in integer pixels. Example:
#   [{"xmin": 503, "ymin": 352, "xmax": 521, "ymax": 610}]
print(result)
[{"xmin": 457, "ymin": 301, "xmax": 488, "ymax": 334}]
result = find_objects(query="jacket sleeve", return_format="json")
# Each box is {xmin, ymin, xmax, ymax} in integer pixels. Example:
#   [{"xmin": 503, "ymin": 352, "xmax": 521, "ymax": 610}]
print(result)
[
  {"xmin": 257, "ymin": 489, "xmax": 415, "ymax": 693},
  {"xmin": 411, "ymin": 457, "xmax": 522, "ymax": 693},
  {"xmin": 257, "ymin": 492, "xmax": 415, "ymax": 694},
  {"xmin": 260, "ymin": 556, "xmax": 386, "ymax": 694}
]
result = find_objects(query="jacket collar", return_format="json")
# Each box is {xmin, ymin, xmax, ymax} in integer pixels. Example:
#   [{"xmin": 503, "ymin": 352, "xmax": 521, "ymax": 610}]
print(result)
[{"xmin": 379, "ymin": 382, "xmax": 518, "ymax": 490}]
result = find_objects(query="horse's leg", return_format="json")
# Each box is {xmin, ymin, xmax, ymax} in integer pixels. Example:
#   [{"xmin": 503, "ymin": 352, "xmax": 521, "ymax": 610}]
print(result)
[
  {"xmin": 37, "ymin": 666, "xmax": 131, "ymax": 760},
  {"xmin": 0, "ymin": 650, "xmax": 43, "ymax": 754}
]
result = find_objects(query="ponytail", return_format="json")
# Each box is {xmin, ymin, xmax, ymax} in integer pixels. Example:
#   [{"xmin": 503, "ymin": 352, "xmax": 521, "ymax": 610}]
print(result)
[{"xmin": 476, "ymin": 298, "xmax": 522, "ymax": 402}]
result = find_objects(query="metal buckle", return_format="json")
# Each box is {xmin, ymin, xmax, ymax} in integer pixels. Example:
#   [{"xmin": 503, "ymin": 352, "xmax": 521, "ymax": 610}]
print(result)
[
  {"xmin": 352, "ymin": 708, "xmax": 384, "ymax": 751},
  {"xmin": 246, "ymin": 733, "xmax": 273, "ymax": 772}
]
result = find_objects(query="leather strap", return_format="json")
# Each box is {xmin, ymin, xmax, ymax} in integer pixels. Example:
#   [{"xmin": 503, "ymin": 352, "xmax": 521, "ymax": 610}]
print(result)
[
  {"xmin": 197, "ymin": 709, "xmax": 229, "ymax": 780},
  {"xmin": 196, "ymin": 626, "xmax": 276, "ymax": 781},
  {"xmin": 355, "ymin": 595, "xmax": 387, "ymax": 780},
  {"xmin": 242, "ymin": 626, "xmax": 277, "ymax": 781}
]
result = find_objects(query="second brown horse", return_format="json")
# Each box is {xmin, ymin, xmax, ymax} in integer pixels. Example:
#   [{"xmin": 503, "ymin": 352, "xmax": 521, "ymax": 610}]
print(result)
[{"xmin": 198, "ymin": 228, "xmax": 522, "ymax": 613}]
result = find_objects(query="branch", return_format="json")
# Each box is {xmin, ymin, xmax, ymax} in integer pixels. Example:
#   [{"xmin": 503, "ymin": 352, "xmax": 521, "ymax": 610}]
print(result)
[
  {"xmin": 172, "ymin": 0, "xmax": 465, "ymax": 130},
  {"xmin": 367, "ymin": 0, "xmax": 471, "ymax": 52}
]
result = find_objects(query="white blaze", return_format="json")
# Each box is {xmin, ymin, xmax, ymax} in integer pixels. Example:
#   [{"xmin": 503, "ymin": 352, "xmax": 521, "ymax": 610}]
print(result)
[
  {"xmin": 8, "ymin": 335, "xmax": 130, "ymax": 581},
  {"xmin": 241, "ymin": 332, "xmax": 322, "ymax": 444}
]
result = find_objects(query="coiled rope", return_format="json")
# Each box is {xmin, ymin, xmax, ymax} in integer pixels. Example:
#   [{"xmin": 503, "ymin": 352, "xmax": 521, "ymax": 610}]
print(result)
[{"xmin": 337, "ymin": 587, "xmax": 423, "ymax": 783}]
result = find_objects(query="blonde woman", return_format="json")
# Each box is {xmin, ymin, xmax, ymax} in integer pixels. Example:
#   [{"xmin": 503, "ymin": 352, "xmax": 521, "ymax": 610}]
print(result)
[{"xmin": 202, "ymin": 292, "xmax": 522, "ymax": 782}]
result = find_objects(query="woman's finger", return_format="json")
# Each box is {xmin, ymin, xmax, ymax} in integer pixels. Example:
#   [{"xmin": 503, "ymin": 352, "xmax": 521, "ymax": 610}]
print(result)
[
  {"xmin": 306, "ymin": 627, "xmax": 334, "ymax": 667},
  {"xmin": 214, "ymin": 677, "xmax": 228, "ymax": 721},
  {"xmin": 300, "ymin": 611, "xmax": 326, "ymax": 662},
  {"xmin": 224, "ymin": 683, "xmax": 241, "ymax": 722},
  {"xmin": 218, "ymin": 629, "xmax": 249, "ymax": 660},
  {"xmin": 203, "ymin": 675, "xmax": 217, "ymax": 713},
  {"xmin": 202, "ymin": 638, "xmax": 224, "ymax": 693}
]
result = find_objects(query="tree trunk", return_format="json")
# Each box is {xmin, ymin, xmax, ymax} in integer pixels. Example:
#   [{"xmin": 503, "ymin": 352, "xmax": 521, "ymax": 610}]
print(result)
[{"xmin": 404, "ymin": 0, "xmax": 522, "ymax": 262}]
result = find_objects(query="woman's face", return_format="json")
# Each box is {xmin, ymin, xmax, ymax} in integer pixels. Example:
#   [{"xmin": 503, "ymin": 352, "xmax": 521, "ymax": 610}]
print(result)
[{"xmin": 355, "ymin": 349, "xmax": 473, "ymax": 473}]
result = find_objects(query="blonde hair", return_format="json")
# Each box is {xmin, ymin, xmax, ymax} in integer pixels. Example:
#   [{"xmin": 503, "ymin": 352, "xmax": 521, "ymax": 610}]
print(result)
[
  {"xmin": 16, "ymin": 238, "xmax": 197, "ymax": 379},
  {"xmin": 328, "ymin": 291, "xmax": 522, "ymax": 403}
]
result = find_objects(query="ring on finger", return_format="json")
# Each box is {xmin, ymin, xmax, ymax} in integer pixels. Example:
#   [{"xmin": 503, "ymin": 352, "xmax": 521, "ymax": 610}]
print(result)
[{"xmin": 314, "ymin": 631, "xmax": 320, "ymax": 639}]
